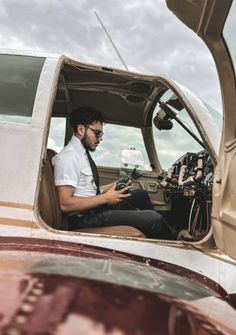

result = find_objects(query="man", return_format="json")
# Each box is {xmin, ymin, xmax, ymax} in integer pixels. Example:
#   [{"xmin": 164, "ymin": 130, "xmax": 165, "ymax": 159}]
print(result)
[{"xmin": 52, "ymin": 106, "xmax": 174, "ymax": 239}]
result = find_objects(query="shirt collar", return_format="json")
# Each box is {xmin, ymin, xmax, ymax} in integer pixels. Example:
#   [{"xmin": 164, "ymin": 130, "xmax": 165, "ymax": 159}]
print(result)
[{"xmin": 71, "ymin": 135, "xmax": 86, "ymax": 155}]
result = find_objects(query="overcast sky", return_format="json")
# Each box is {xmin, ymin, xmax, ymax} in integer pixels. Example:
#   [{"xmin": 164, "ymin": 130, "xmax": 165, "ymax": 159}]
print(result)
[{"xmin": 0, "ymin": 0, "xmax": 222, "ymax": 111}]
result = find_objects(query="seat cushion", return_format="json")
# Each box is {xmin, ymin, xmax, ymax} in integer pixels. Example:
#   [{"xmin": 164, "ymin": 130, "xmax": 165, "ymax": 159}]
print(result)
[{"xmin": 75, "ymin": 225, "xmax": 145, "ymax": 237}]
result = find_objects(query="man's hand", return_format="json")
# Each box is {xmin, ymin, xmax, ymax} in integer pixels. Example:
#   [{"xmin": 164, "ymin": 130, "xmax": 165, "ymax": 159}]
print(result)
[
  {"xmin": 103, "ymin": 182, "xmax": 131, "ymax": 204},
  {"xmin": 101, "ymin": 178, "xmax": 132, "ymax": 193},
  {"xmin": 115, "ymin": 177, "xmax": 132, "ymax": 191}
]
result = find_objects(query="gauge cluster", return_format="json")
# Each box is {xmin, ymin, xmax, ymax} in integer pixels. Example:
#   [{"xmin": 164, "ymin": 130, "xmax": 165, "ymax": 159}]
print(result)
[
  {"xmin": 166, "ymin": 150, "xmax": 213, "ymax": 196},
  {"xmin": 158, "ymin": 150, "xmax": 214, "ymax": 239}
]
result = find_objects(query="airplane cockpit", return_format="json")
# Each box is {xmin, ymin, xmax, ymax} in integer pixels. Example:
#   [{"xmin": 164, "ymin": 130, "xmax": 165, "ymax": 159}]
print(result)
[
  {"xmin": 38, "ymin": 57, "xmax": 221, "ymax": 242},
  {"xmin": 1, "ymin": 1, "xmax": 236, "ymax": 332},
  {"xmin": 0, "ymin": 50, "xmax": 221, "ymax": 243}
]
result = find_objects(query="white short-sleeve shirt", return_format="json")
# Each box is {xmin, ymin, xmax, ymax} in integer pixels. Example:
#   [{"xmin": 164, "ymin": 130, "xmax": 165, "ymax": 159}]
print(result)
[{"xmin": 52, "ymin": 135, "xmax": 97, "ymax": 197}]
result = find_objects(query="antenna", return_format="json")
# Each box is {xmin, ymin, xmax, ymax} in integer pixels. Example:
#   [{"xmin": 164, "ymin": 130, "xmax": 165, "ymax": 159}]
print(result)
[{"xmin": 94, "ymin": 11, "xmax": 129, "ymax": 71}]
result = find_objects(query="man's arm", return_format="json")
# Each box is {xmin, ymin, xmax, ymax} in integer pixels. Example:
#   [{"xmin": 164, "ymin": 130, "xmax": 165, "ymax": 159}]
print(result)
[{"xmin": 57, "ymin": 183, "xmax": 131, "ymax": 213}]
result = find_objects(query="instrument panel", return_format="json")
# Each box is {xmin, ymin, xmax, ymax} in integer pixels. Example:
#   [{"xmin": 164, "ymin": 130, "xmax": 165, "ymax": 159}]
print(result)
[{"xmin": 158, "ymin": 150, "xmax": 214, "ymax": 239}]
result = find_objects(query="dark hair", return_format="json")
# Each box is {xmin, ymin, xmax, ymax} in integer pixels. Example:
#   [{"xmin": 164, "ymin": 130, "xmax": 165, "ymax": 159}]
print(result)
[{"xmin": 70, "ymin": 106, "xmax": 105, "ymax": 134}]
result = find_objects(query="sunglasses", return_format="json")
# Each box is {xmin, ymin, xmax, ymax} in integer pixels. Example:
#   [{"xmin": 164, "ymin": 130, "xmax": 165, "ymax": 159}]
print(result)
[{"xmin": 87, "ymin": 126, "xmax": 104, "ymax": 138}]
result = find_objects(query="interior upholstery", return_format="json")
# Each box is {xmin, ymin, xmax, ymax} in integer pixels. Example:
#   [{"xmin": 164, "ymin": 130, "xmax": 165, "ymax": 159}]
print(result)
[
  {"xmin": 39, "ymin": 149, "xmax": 68, "ymax": 230},
  {"xmin": 38, "ymin": 149, "xmax": 145, "ymax": 237}
]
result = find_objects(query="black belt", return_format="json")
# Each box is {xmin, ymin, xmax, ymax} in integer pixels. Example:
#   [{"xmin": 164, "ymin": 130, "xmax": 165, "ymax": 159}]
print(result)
[{"xmin": 69, "ymin": 213, "xmax": 84, "ymax": 218}]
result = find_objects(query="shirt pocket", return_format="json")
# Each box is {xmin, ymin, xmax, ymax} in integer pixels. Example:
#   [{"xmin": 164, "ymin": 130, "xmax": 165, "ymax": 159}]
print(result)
[{"xmin": 79, "ymin": 167, "xmax": 93, "ymax": 188}]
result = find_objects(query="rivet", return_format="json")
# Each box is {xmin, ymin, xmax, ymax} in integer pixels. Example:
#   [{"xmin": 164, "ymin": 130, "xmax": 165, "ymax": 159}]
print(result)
[
  {"xmin": 35, "ymin": 282, "xmax": 44, "ymax": 288},
  {"xmin": 20, "ymin": 303, "xmax": 33, "ymax": 313},
  {"xmin": 5, "ymin": 328, "xmax": 21, "ymax": 335},
  {"xmin": 26, "ymin": 295, "xmax": 37, "ymax": 302},
  {"xmin": 15, "ymin": 315, "xmax": 27, "ymax": 324},
  {"xmin": 176, "ymin": 310, "xmax": 183, "ymax": 317},
  {"xmin": 32, "ymin": 288, "xmax": 43, "ymax": 295},
  {"xmin": 145, "ymin": 259, "xmax": 150, "ymax": 266},
  {"xmin": 137, "ymin": 295, "xmax": 144, "ymax": 301},
  {"xmin": 201, "ymin": 323, "xmax": 213, "ymax": 330}
]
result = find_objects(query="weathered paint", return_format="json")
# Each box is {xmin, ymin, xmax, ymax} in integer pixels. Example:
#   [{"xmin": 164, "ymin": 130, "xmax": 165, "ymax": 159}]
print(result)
[
  {"xmin": 0, "ymin": 202, "xmax": 33, "ymax": 210},
  {"xmin": 0, "ymin": 237, "xmax": 230, "ymax": 302},
  {"xmin": 0, "ymin": 240, "xmax": 236, "ymax": 335}
]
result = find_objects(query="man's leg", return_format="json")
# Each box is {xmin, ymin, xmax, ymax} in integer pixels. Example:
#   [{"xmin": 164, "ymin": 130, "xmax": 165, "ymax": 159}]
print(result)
[
  {"xmin": 104, "ymin": 209, "xmax": 175, "ymax": 239},
  {"xmin": 109, "ymin": 188, "xmax": 174, "ymax": 238},
  {"xmin": 68, "ymin": 206, "xmax": 175, "ymax": 240}
]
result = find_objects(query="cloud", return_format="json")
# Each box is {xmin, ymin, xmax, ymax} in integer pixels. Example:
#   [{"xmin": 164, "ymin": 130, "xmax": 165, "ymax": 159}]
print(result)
[
  {"xmin": 1, "ymin": 0, "xmax": 223, "ymax": 170},
  {"xmin": 0, "ymin": 0, "xmax": 221, "ymax": 111}
]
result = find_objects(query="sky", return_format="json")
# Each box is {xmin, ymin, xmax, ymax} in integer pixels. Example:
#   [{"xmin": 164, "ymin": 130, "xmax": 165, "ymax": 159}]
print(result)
[
  {"xmin": 0, "ymin": 0, "xmax": 223, "ymax": 169},
  {"xmin": 0, "ymin": 0, "xmax": 222, "ymax": 112}
]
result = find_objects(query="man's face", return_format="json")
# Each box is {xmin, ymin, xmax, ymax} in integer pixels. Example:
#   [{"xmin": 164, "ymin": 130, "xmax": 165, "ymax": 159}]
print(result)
[{"xmin": 81, "ymin": 121, "xmax": 104, "ymax": 151}]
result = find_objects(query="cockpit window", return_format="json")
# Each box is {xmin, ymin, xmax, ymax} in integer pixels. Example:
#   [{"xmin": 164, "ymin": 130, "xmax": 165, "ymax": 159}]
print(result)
[
  {"xmin": 223, "ymin": 1, "xmax": 236, "ymax": 78},
  {"xmin": 48, "ymin": 117, "xmax": 66, "ymax": 152},
  {"xmin": 0, "ymin": 54, "xmax": 45, "ymax": 124},
  {"xmin": 91, "ymin": 124, "xmax": 152, "ymax": 171},
  {"xmin": 48, "ymin": 121, "xmax": 152, "ymax": 171},
  {"xmin": 152, "ymin": 92, "xmax": 203, "ymax": 170}
]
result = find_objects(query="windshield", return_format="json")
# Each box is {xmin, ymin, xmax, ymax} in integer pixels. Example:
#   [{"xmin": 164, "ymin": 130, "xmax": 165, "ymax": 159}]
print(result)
[
  {"xmin": 223, "ymin": 1, "xmax": 236, "ymax": 78},
  {"xmin": 87, "ymin": 124, "xmax": 152, "ymax": 171},
  {"xmin": 48, "ymin": 121, "xmax": 152, "ymax": 171},
  {"xmin": 152, "ymin": 89, "xmax": 222, "ymax": 170},
  {"xmin": 153, "ymin": 109, "xmax": 202, "ymax": 170},
  {"xmin": 202, "ymin": 101, "xmax": 223, "ymax": 133}
]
